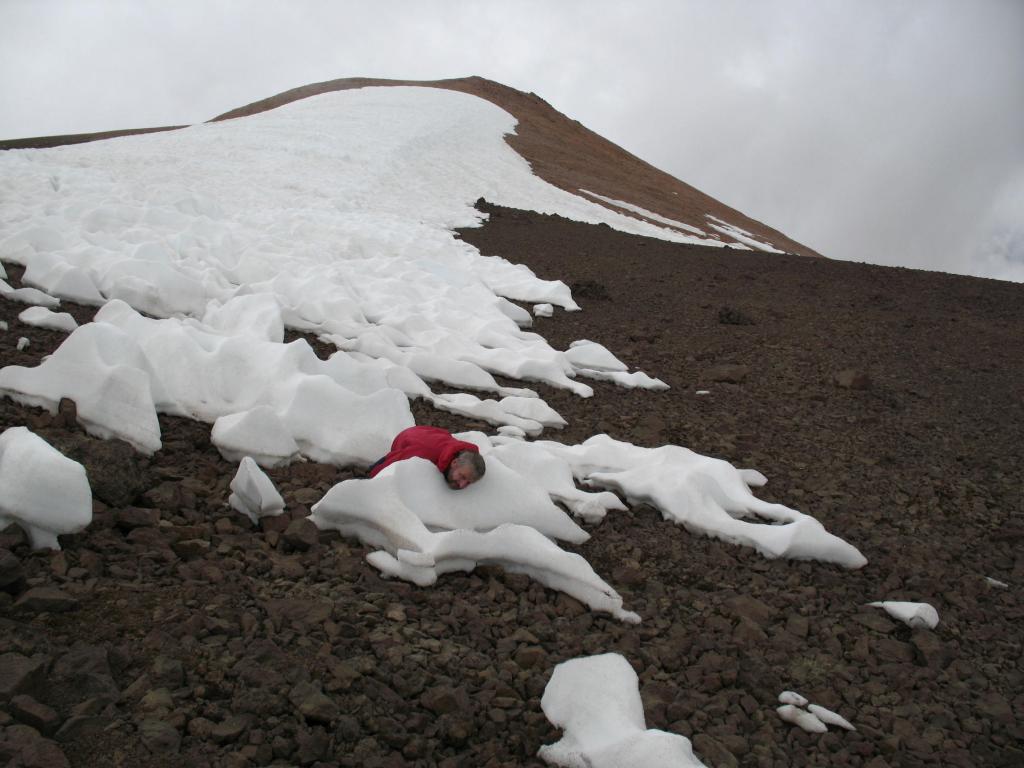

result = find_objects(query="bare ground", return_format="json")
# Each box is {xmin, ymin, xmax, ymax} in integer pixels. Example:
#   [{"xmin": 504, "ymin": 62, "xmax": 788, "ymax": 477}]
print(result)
[{"xmin": 1, "ymin": 202, "xmax": 1022, "ymax": 768}]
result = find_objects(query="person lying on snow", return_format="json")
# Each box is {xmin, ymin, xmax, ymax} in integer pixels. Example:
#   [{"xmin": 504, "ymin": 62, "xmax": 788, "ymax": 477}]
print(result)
[{"xmin": 368, "ymin": 425, "xmax": 487, "ymax": 489}]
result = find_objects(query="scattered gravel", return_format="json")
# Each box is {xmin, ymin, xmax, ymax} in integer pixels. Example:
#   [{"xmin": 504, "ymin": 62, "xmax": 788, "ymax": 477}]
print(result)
[{"xmin": 1, "ymin": 202, "xmax": 1022, "ymax": 767}]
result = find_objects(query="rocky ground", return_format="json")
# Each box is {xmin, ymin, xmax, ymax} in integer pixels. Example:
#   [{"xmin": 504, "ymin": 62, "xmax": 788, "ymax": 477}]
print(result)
[{"xmin": 1, "ymin": 203, "xmax": 1022, "ymax": 767}]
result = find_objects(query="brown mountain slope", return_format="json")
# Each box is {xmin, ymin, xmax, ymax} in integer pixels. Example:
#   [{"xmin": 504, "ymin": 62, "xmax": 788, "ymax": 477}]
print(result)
[
  {"xmin": 0, "ymin": 125, "xmax": 186, "ymax": 151},
  {"xmin": 213, "ymin": 76, "xmax": 820, "ymax": 258}
]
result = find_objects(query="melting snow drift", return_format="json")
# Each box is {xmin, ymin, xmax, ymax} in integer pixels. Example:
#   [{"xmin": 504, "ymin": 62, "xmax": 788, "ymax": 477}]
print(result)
[
  {"xmin": 868, "ymin": 600, "xmax": 939, "ymax": 629},
  {"xmin": 531, "ymin": 434, "xmax": 866, "ymax": 569},
  {"xmin": 539, "ymin": 653, "xmax": 709, "ymax": 767},
  {"xmin": 0, "ymin": 427, "xmax": 92, "ymax": 549}
]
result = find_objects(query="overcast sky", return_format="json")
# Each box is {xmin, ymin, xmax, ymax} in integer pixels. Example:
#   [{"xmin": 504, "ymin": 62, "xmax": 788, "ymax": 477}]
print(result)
[{"xmin": 2, "ymin": 0, "xmax": 1022, "ymax": 282}]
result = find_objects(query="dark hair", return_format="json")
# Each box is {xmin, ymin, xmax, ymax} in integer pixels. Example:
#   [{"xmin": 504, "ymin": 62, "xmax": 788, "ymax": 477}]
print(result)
[{"xmin": 455, "ymin": 450, "xmax": 486, "ymax": 479}]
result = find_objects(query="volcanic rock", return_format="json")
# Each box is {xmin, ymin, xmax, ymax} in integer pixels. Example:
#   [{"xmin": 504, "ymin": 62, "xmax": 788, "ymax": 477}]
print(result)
[
  {"xmin": 14, "ymin": 587, "xmax": 79, "ymax": 613},
  {"xmin": 295, "ymin": 726, "xmax": 330, "ymax": 764},
  {"xmin": 706, "ymin": 364, "xmax": 751, "ymax": 383},
  {"xmin": 718, "ymin": 306, "xmax": 756, "ymax": 325},
  {"xmin": 974, "ymin": 691, "xmax": 1014, "ymax": 725},
  {"xmin": 114, "ymin": 507, "xmax": 161, "ymax": 531},
  {"xmin": 0, "ymin": 653, "xmax": 46, "ymax": 700},
  {"xmin": 724, "ymin": 594, "xmax": 776, "ymax": 627},
  {"xmin": 47, "ymin": 433, "xmax": 151, "ymax": 507},
  {"xmin": 693, "ymin": 734, "xmax": 739, "ymax": 768},
  {"xmin": 420, "ymin": 685, "xmax": 470, "ymax": 716},
  {"xmin": 911, "ymin": 629, "xmax": 953, "ymax": 669},
  {"xmin": 55, "ymin": 715, "xmax": 107, "ymax": 743},
  {"xmin": 282, "ymin": 518, "xmax": 319, "ymax": 551},
  {"xmin": 210, "ymin": 714, "xmax": 252, "ymax": 744},
  {"xmin": 9, "ymin": 695, "xmax": 60, "ymax": 733},
  {"xmin": 139, "ymin": 688, "xmax": 173, "ymax": 712},
  {"xmin": 172, "ymin": 538, "xmax": 211, "ymax": 560},
  {"xmin": 0, "ymin": 548, "xmax": 24, "ymax": 589},
  {"xmin": 151, "ymin": 656, "xmax": 185, "ymax": 688},
  {"xmin": 16, "ymin": 736, "xmax": 71, "ymax": 768},
  {"xmin": 834, "ymin": 368, "xmax": 871, "ymax": 389},
  {"xmin": 290, "ymin": 682, "xmax": 340, "ymax": 724},
  {"xmin": 264, "ymin": 597, "xmax": 332, "ymax": 628},
  {"xmin": 138, "ymin": 718, "xmax": 181, "ymax": 754}
]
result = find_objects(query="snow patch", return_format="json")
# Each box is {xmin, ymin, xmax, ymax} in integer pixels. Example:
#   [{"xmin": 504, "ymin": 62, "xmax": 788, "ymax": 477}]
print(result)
[
  {"xmin": 577, "ymin": 189, "xmax": 724, "ymax": 246},
  {"xmin": 18, "ymin": 306, "xmax": 79, "ymax": 333},
  {"xmin": 0, "ymin": 427, "xmax": 92, "ymax": 549},
  {"xmin": 0, "ymin": 299, "xmax": 414, "ymax": 463},
  {"xmin": 0, "ymin": 321, "xmax": 163, "ymax": 454},
  {"xmin": 808, "ymin": 704, "xmax": 856, "ymax": 731},
  {"xmin": 777, "ymin": 704, "xmax": 828, "ymax": 734},
  {"xmin": 212, "ymin": 406, "xmax": 301, "ymax": 468},
  {"xmin": 534, "ymin": 435, "xmax": 866, "ymax": 568},
  {"xmin": 4, "ymin": 286, "xmax": 61, "ymax": 308},
  {"xmin": 777, "ymin": 691, "xmax": 856, "ymax": 732},
  {"xmin": 309, "ymin": 458, "xmax": 640, "ymax": 622},
  {"xmin": 576, "ymin": 368, "xmax": 669, "ymax": 390},
  {"xmin": 538, "ymin": 653, "xmax": 708, "ymax": 767},
  {"xmin": 488, "ymin": 440, "xmax": 626, "ymax": 524},
  {"xmin": 778, "ymin": 690, "xmax": 808, "ymax": 707},
  {"xmin": 312, "ymin": 456, "xmax": 588, "ymax": 544},
  {"xmin": 228, "ymin": 457, "xmax": 286, "ymax": 525},
  {"xmin": 565, "ymin": 340, "xmax": 628, "ymax": 372},
  {"xmin": 706, "ymin": 214, "xmax": 786, "ymax": 253},
  {"xmin": 868, "ymin": 601, "xmax": 939, "ymax": 629}
]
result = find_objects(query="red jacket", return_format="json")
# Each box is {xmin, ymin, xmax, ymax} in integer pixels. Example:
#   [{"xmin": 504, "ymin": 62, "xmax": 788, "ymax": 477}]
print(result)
[{"xmin": 369, "ymin": 426, "xmax": 480, "ymax": 478}]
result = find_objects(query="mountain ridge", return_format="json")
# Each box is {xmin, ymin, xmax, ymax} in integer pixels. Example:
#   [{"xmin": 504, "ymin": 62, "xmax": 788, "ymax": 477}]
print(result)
[{"xmin": 213, "ymin": 76, "xmax": 820, "ymax": 259}]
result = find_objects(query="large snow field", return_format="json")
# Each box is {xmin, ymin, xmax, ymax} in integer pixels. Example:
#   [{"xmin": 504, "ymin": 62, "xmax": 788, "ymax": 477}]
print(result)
[
  {"xmin": 539, "ymin": 653, "xmax": 710, "ymax": 767},
  {"xmin": 0, "ymin": 87, "xmax": 679, "ymax": 437}
]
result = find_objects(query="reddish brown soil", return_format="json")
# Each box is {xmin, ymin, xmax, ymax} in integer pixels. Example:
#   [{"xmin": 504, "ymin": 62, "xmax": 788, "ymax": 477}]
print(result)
[
  {"xmin": 1, "ymin": 202, "xmax": 1022, "ymax": 767},
  {"xmin": 0, "ymin": 126, "xmax": 185, "ymax": 151}
]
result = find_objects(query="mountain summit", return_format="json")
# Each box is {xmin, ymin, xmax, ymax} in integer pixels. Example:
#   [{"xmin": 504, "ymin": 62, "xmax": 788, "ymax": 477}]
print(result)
[{"xmin": 218, "ymin": 76, "xmax": 819, "ymax": 259}]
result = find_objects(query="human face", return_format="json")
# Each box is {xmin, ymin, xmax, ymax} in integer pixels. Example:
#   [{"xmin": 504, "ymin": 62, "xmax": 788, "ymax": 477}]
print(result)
[{"xmin": 446, "ymin": 461, "xmax": 478, "ymax": 490}]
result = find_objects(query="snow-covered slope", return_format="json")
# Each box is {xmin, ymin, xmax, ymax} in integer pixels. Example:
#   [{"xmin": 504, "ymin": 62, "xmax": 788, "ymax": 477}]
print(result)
[
  {"xmin": 0, "ymin": 84, "xmax": 863, "ymax": 589},
  {"xmin": 1, "ymin": 87, "xmax": 677, "ymax": 438}
]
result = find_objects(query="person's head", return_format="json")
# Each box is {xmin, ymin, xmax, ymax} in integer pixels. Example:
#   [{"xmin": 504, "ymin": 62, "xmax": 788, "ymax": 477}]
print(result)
[{"xmin": 445, "ymin": 450, "xmax": 486, "ymax": 490}]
